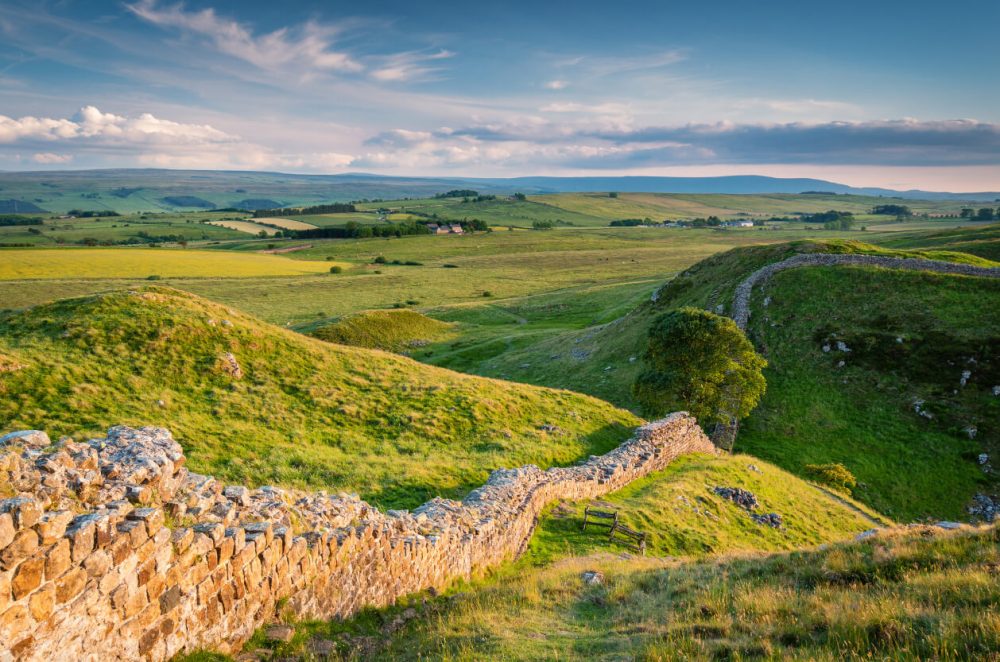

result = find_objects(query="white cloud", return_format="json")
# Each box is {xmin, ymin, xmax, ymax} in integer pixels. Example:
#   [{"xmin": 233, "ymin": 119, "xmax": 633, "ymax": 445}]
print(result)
[
  {"xmin": 0, "ymin": 106, "xmax": 240, "ymax": 146},
  {"xmin": 32, "ymin": 152, "xmax": 73, "ymax": 164},
  {"xmin": 544, "ymin": 80, "xmax": 568, "ymax": 90},
  {"xmin": 370, "ymin": 50, "xmax": 455, "ymax": 82},
  {"xmin": 125, "ymin": 0, "xmax": 363, "ymax": 74}
]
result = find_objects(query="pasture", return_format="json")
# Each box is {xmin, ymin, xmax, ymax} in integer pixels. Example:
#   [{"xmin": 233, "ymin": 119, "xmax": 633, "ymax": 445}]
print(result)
[{"xmin": 206, "ymin": 219, "xmax": 281, "ymax": 235}]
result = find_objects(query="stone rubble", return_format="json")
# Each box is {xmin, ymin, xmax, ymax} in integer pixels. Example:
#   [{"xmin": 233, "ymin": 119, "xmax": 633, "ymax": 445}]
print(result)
[{"xmin": 0, "ymin": 413, "xmax": 715, "ymax": 661}]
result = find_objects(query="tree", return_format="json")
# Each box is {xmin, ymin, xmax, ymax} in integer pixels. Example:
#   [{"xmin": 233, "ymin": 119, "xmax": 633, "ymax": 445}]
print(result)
[
  {"xmin": 608, "ymin": 192, "xmax": 618, "ymax": 198},
  {"xmin": 633, "ymin": 307, "xmax": 767, "ymax": 429},
  {"xmin": 975, "ymin": 207, "xmax": 996, "ymax": 221}
]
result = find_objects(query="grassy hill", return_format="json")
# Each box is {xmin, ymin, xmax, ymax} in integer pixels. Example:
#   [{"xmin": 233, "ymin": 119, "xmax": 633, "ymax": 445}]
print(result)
[
  {"xmin": 269, "ymin": 523, "xmax": 998, "ymax": 660},
  {"xmin": 310, "ymin": 309, "xmax": 457, "ymax": 353},
  {"xmin": 0, "ymin": 287, "xmax": 640, "ymax": 508},
  {"xmin": 420, "ymin": 240, "xmax": 999, "ymax": 521},
  {"xmin": 880, "ymin": 222, "xmax": 1000, "ymax": 261}
]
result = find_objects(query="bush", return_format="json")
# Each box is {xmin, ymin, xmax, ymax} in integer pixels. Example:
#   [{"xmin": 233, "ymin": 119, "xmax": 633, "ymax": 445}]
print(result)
[
  {"xmin": 373, "ymin": 255, "xmax": 388, "ymax": 264},
  {"xmin": 147, "ymin": 275, "xmax": 161, "ymax": 281},
  {"xmin": 442, "ymin": 264, "xmax": 459, "ymax": 268},
  {"xmin": 482, "ymin": 291, "xmax": 493, "ymax": 297},
  {"xmin": 805, "ymin": 463, "xmax": 857, "ymax": 492},
  {"xmin": 633, "ymin": 307, "xmax": 767, "ymax": 426},
  {"xmin": 330, "ymin": 266, "xmax": 343, "ymax": 274}
]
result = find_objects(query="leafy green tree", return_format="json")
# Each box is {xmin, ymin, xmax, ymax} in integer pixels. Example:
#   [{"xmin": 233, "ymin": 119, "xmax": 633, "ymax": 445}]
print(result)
[{"xmin": 633, "ymin": 307, "xmax": 767, "ymax": 428}]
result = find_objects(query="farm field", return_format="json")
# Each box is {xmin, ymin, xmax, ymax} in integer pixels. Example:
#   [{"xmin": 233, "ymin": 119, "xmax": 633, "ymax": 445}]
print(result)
[
  {"xmin": 0, "ymin": 247, "xmax": 341, "ymax": 279},
  {"xmin": 206, "ymin": 219, "xmax": 281, "ymax": 235},
  {"xmin": 252, "ymin": 217, "xmax": 318, "ymax": 230},
  {"xmin": 0, "ymin": 211, "xmax": 248, "ymax": 246}
]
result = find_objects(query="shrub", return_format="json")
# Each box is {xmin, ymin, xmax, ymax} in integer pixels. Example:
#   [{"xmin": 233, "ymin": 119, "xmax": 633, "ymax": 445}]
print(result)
[
  {"xmin": 442, "ymin": 264, "xmax": 459, "ymax": 269},
  {"xmin": 805, "ymin": 463, "xmax": 857, "ymax": 492},
  {"xmin": 325, "ymin": 256, "xmax": 335, "ymax": 261},
  {"xmin": 482, "ymin": 291, "xmax": 493, "ymax": 297},
  {"xmin": 633, "ymin": 307, "xmax": 767, "ymax": 426},
  {"xmin": 373, "ymin": 255, "xmax": 388, "ymax": 264},
  {"xmin": 147, "ymin": 275, "xmax": 161, "ymax": 281},
  {"xmin": 330, "ymin": 266, "xmax": 343, "ymax": 274}
]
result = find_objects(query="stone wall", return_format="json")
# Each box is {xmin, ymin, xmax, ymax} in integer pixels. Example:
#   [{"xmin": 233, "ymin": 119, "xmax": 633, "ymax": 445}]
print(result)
[
  {"xmin": 730, "ymin": 253, "xmax": 1000, "ymax": 330},
  {"xmin": 0, "ymin": 414, "xmax": 714, "ymax": 661}
]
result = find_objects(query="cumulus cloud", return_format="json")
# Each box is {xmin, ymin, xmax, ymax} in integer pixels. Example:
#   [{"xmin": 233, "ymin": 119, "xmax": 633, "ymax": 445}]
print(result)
[
  {"xmin": 0, "ymin": 106, "xmax": 240, "ymax": 147},
  {"xmin": 126, "ymin": 0, "xmax": 363, "ymax": 74}
]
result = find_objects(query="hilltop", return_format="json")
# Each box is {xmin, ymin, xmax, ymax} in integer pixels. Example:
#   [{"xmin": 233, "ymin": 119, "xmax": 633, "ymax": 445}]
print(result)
[{"xmin": 0, "ymin": 287, "xmax": 640, "ymax": 508}]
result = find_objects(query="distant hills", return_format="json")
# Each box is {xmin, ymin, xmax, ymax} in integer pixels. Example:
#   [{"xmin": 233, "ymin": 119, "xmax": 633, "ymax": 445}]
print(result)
[{"xmin": 0, "ymin": 168, "xmax": 996, "ymax": 213}]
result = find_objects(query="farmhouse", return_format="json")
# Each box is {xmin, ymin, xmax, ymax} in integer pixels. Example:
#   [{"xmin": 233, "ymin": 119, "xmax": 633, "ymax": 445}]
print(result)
[{"xmin": 426, "ymin": 223, "xmax": 464, "ymax": 235}]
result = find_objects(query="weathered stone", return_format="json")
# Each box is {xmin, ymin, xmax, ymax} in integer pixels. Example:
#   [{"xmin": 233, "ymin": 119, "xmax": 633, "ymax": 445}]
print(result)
[
  {"xmin": 0, "ymin": 529, "xmax": 39, "ymax": 570},
  {"xmin": 0, "ymin": 512, "xmax": 14, "ymax": 550},
  {"xmin": 264, "ymin": 623, "xmax": 295, "ymax": 643},
  {"xmin": 29, "ymin": 581, "xmax": 56, "ymax": 620},
  {"xmin": 12, "ymin": 555, "xmax": 45, "ymax": 599},
  {"xmin": 55, "ymin": 567, "xmax": 87, "ymax": 603},
  {"xmin": 35, "ymin": 510, "xmax": 74, "ymax": 545},
  {"xmin": 45, "ymin": 538, "xmax": 72, "ymax": 578},
  {"xmin": 0, "ymin": 430, "xmax": 50, "ymax": 449},
  {"xmin": 1, "ymin": 497, "xmax": 43, "ymax": 530}
]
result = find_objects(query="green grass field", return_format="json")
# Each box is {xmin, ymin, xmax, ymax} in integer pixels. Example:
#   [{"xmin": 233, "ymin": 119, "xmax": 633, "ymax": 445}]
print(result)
[{"xmin": 310, "ymin": 309, "xmax": 457, "ymax": 353}]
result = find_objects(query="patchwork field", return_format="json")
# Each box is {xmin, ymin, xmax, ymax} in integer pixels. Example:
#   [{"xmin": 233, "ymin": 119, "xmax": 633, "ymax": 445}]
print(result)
[
  {"xmin": 252, "ymin": 217, "xmax": 319, "ymax": 230},
  {"xmin": 206, "ymin": 219, "xmax": 281, "ymax": 235}
]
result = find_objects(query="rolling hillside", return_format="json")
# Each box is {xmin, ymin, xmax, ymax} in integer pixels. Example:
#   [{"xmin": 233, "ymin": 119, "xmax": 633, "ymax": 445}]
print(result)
[
  {"xmin": 419, "ymin": 240, "xmax": 999, "ymax": 521},
  {"xmin": 0, "ymin": 287, "xmax": 640, "ymax": 508}
]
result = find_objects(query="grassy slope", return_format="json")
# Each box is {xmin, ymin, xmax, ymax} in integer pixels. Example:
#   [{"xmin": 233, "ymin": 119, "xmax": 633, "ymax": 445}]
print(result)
[
  {"xmin": 0, "ymin": 287, "xmax": 639, "ymax": 508},
  {"xmin": 740, "ymin": 265, "xmax": 1000, "ymax": 521},
  {"xmin": 880, "ymin": 222, "xmax": 1000, "ymax": 261},
  {"xmin": 310, "ymin": 309, "xmax": 457, "ymax": 353},
  {"xmin": 274, "ymin": 524, "xmax": 999, "ymax": 661}
]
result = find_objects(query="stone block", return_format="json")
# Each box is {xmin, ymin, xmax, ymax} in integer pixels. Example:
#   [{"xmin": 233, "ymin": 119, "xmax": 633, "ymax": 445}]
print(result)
[
  {"xmin": 0, "ymin": 497, "xmax": 43, "ymax": 530},
  {"xmin": 127, "ymin": 508, "xmax": 164, "ymax": 537},
  {"xmin": 28, "ymin": 581, "xmax": 55, "ymax": 620},
  {"xmin": 0, "ymin": 513, "xmax": 15, "ymax": 551},
  {"xmin": 44, "ymin": 539, "xmax": 71, "ymax": 579},
  {"xmin": 1, "ymin": 529, "xmax": 39, "ymax": 571},
  {"xmin": 12, "ymin": 555, "xmax": 45, "ymax": 600},
  {"xmin": 83, "ymin": 549, "xmax": 112, "ymax": 578},
  {"xmin": 55, "ymin": 567, "xmax": 87, "ymax": 604},
  {"xmin": 65, "ymin": 518, "xmax": 97, "ymax": 563},
  {"xmin": 35, "ymin": 511, "xmax": 73, "ymax": 545}
]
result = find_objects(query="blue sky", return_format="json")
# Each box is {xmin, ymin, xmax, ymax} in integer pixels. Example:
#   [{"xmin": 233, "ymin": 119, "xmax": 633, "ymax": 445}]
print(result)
[{"xmin": 0, "ymin": 0, "xmax": 998, "ymax": 190}]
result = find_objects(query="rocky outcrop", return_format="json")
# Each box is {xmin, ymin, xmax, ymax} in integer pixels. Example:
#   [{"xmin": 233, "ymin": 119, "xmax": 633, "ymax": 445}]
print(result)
[
  {"xmin": 0, "ymin": 414, "xmax": 714, "ymax": 661},
  {"xmin": 730, "ymin": 254, "xmax": 1000, "ymax": 330}
]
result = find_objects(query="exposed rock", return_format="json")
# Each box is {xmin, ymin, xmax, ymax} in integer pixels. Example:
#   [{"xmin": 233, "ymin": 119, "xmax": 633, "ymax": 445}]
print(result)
[
  {"xmin": 936, "ymin": 521, "xmax": 964, "ymax": 530},
  {"xmin": 0, "ymin": 430, "xmax": 51, "ymax": 449},
  {"xmin": 219, "ymin": 352, "xmax": 243, "ymax": 379},
  {"xmin": 713, "ymin": 486, "xmax": 759, "ymax": 511},
  {"xmin": 751, "ymin": 512, "xmax": 784, "ymax": 528},
  {"xmin": 581, "ymin": 570, "xmax": 605, "ymax": 586},
  {"xmin": 264, "ymin": 624, "xmax": 295, "ymax": 643},
  {"xmin": 979, "ymin": 454, "xmax": 990, "ymax": 465},
  {"xmin": 855, "ymin": 528, "xmax": 880, "ymax": 540}
]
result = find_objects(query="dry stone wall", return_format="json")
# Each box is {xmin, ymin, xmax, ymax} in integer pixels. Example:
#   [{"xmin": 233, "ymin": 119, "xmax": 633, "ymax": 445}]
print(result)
[
  {"xmin": 730, "ymin": 253, "xmax": 1000, "ymax": 330},
  {"xmin": 0, "ymin": 414, "xmax": 714, "ymax": 661}
]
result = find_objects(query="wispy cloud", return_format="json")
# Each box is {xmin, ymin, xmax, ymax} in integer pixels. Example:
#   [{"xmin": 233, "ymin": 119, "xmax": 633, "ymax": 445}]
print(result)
[
  {"xmin": 370, "ymin": 49, "xmax": 455, "ymax": 82},
  {"xmin": 125, "ymin": 0, "xmax": 363, "ymax": 74},
  {"xmin": 544, "ymin": 80, "xmax": 568, "ymax": 90}
]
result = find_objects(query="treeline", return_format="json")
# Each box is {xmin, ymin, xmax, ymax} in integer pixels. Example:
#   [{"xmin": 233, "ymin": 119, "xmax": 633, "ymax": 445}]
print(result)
[
  {"xmin": 871, "ymin": 204, "xmax": 912, "ymax": 216},
  {"xmin": 461, "ymin": 195, "xmax": 496, "ymax": 203},
  {"xmin": 68, "ymin": 210, "xmax": 120, "ymax": 218},
  {"xmin": 961, "ymin": 207, "xmax": 1000, "ymax": 221},
  {"xmin": 435, "ymin": 189, "xmax": 479, "ymax": 199},
  {"xmin": 0, "ymin": 215, "xmax": 43, "ymax": 226},
  {"xmin": 253, "ymin": 203, "xmax": 356, "ymax": 217},
  {"xmin": 609, "ymin": 218, "xmax": 655, "ymax": 227},
  {"xmin": 294, "ymin": 218, "xmax": 488, "ymax": 239}
]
